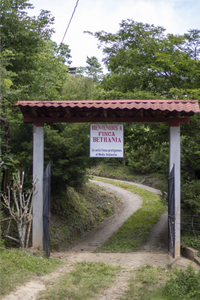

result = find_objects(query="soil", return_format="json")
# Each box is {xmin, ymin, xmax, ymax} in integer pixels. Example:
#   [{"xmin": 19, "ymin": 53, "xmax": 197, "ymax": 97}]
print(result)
[{"xmin": 3, "ymin": 179, "xmax": 200, "ymax": 300}]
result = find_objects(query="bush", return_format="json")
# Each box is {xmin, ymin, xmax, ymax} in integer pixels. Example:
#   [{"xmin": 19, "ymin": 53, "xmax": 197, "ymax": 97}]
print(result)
[
  {"xmin": 181, "ymin": 180, "xmax": 200, "ymax": 217},
  {"xmin": 126, "ymin": 144, "xmax": 168, "ymax": 175},
  {"xmin": 162, "ymin": 265, "xmax": 200, "ymax": 299}
]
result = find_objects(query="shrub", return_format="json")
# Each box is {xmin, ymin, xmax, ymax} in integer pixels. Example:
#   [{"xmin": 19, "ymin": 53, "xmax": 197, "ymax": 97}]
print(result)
[{"xmin": 162, "ymin": 265, "xmax": 200, "ymax": 299}]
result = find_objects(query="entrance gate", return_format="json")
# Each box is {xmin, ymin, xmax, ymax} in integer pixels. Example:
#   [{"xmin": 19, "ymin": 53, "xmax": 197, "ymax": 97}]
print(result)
[
  {"xmin": 43, "ymin": 162, "xmax": 51, "ymax": 257},
  {"xmin": 14, "ymin": 99, "xmax": 200, "ymax": 257},
  {"xmin": 168, "ymin": 164, "xmax": 175, "ymax": 258}
]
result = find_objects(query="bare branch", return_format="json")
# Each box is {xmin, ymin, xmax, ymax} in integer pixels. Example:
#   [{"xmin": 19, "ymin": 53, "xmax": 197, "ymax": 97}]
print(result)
[{"xmin": 2, "ymin": 171, "xmax": 37, "ymax": 249}]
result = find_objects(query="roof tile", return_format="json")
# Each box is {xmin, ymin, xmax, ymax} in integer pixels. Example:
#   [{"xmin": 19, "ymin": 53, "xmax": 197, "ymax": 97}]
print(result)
[{"xmin": 14, "ymin": 99, "xmax": 200, "ymax": 113}]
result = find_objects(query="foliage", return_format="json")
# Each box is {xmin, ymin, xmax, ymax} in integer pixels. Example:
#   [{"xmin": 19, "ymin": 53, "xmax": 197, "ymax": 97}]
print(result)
[
  {"xmin": 124, "ymin": 123, "xmax": 169, "ymax": 174},
  {"xmin": 94, "ymin": 177, "xmax": 166, "ymax": 252},
  {"xmin": 180, "ymin": 180, "xmax": 200, "ymax": 242},
  {"xmin": 181, "ymin": 236, "xmax": 200, "ymax": 253},
  {"xmin": 181, "ymin": 180, "xmax": 200, "ymax": 216},
  {"xmin": 162, "ymin": 265, "xmax": 200, "ymax": 299},
  {"xmin": 44, "ymin": 123, "xmax": 91, "ymax": 194},
  {"xmin": 85, "ymin": 56, "xmax": 103, "ymax": 82},
  {"xmin": 0, "ymin": 0, "xmax": 73, "ymax": 195},
  {"xmin": 24, "ymin": 40, "xmax": 70, "ymax": 100},
  {"xmin": 1, "ymin": 0, "xmax": 55, "ymax": 100},
  {"xmin": 88, "ymin": 162, "xmax": 168, "ymax": 190},
  {"xmin": 121, "ymin": 265, "xmax": 200, "ymax": 300},
  {"xmin": 62, "ymin": 74, "xmax": 101, "ymax": 100},
  {"xmin": 90, "ymin": 20, "xmax": 200, "ymax": 96},
  {"xmin": 37, "ymin": 262, "xmax": 119, "ymax": 300}
]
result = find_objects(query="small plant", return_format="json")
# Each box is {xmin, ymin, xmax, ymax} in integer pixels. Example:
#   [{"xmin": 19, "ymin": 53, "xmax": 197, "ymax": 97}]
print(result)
[
  {"xmin": 182, "ymin": 236, "xmax": 200, "ymax": 252},
  {"xmin": 162, "ymin": 265, "xmax": 200, "ymax": 299},
  {"xmin": 2, "ymin": 171, "xmax": 36, "ymax": 250},
  {"xmin": 121, "ymin": 265, "xmax": 200, "ymax": 300}
]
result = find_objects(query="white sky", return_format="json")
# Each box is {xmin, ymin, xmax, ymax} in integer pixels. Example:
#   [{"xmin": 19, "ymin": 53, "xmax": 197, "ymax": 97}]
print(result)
[{"xmin": 28, "ymin": 0, "xmax": 200, "ymax": 70}]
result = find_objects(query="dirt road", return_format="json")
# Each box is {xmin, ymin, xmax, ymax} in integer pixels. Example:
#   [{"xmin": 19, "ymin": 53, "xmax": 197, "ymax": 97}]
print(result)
[{"xmin": 3, "ymin": 179, "xmax": 199, "ymax": 300}]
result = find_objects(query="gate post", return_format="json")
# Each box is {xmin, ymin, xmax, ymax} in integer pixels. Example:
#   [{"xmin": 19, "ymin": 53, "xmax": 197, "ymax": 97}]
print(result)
[
  {"xmin": 33, "ymin": 123, "xmax": 44, "ymax": 249},
  {"xmin": 169, "ymin": 123, "xmax": 181, "ymax": 257}
]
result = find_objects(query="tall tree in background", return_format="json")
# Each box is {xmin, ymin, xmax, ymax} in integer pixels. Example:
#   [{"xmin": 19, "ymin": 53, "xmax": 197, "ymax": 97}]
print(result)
[
  {"xmin": 90, "ymin": 20, "xmax": 200, "ymax": 98},
  {"xmin": 0, "ymin": 0, "xmax": 96, "ymax": 204},
  {"xmin": 85, "ymin": 56, "xmax": 103, "ymax": 82},
  {"xmin": 0, "ymin": 0, "xmax": 71, "ymax": 192}
]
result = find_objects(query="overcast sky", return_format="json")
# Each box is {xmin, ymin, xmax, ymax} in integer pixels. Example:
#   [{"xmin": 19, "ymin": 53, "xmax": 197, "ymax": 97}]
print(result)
[{"xmin": 28, "ymin": 0, "xmax": 200, "ymax": 69}]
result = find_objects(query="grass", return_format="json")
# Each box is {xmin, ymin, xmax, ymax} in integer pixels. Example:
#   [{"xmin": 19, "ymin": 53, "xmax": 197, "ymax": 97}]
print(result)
[
  {"xmin": 0, "ymin": 248, "xmax": 62, "ymax": 297},
  {"xmin": 93, "ymin": 177, "xmax": 167, "ymax": 252},
  {"xmin": 37, "ymin": 262, "xmax": 120, "ymax": 300},
  {"xmin": 121, "ymin": 265, "xmax": 200, "ymax": 300},
  {"xmin": 88, "ymin": 162, "xmax": 168, "ymax": 190},
  {"xmin": 88, "ymin": 163, "xmax": 137, "ymax": 182},
  {"xmin": 121, "ymin": 265, "xmax": 172, "ymax": 300}
]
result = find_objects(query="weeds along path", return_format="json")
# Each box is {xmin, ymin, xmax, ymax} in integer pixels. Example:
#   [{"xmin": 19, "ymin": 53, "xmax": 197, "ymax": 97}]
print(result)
[{"xmin": 3, "ymin": 179, "xmax": 200, "ymax": 300}]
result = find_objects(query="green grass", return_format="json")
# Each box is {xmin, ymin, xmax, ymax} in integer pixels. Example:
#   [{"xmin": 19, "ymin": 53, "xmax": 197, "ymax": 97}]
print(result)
[
  {"xmin": 93, "ymin": 177, "xmax": 167, "ymax": 252},
  {"xmin": 37, "ymin": 262, "xmax": 120, "ymax": 300},
  {"xmin": 0, "ymin": 248, "xmax": 62, "ymax": 297},
  {"xmin": 121, "ymin": 265, "xmax": 171, "ymax": 300},
  {"xmin": 121, "ymin": 265, "xmax": 200, "ymax": 300},
  {"xmin": 88, "ymin": 163, "xmax": 168, "ymax": 190},
  {"xmin": 88, "ymin": 163, "xmax": 137, "ymax": 182}
]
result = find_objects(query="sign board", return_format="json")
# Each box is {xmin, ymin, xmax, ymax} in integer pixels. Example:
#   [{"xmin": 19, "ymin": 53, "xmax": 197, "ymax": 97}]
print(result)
[{"xmin": 90, "ymin": 124, "xmax": 124, "ymax": 158}]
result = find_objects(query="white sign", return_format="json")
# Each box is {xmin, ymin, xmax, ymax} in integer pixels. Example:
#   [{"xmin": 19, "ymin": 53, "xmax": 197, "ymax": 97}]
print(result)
[{"xmin": 90, "ymin": 124, "xmax": 124, "ymax": 158}]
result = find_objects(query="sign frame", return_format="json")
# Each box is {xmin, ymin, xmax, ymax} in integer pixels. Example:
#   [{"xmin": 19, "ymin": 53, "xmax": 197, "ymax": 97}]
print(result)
[{"xmin": 89, "ymin": 124, "xmax": 124, "ymax": 158}]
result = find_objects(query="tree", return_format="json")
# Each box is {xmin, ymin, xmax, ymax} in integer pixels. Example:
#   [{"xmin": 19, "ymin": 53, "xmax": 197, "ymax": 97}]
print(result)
[
  {"xmin": 62, "ymin": 73, "xmax": 101, "ymax": 100},
  {"xmin": 0, "ymin": 0, "xmax": 71, "ymax": 101},
  {"xmin": 0, "ymin": 50, "xmax": 20, "ymax": 192},
  {"xmin": 85, "ymin": 56, "xmax": 103, "ymax": 82},
  {"xmin": 44, "ymin": 123, "xmax": 93, "ymax": 214},
  {"xmin": 0, "ymin": 0, "xmax": 71, "ymax": 192},
  {"xmin": 89, "ymin": 20, "xmax": 200, "ymax": 97}
]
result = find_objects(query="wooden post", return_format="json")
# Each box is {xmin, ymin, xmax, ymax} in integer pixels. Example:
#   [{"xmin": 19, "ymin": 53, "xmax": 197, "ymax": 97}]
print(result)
[
  {"xmin": 32, "ymin": 123, "xmax": 44, "ymax": 248},
  {"xmin": 169, "ymin": 123, "xmax": 181, "ymax": 257}
]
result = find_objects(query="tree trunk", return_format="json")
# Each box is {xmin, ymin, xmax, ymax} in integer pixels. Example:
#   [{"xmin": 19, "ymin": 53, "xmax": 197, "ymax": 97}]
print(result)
[{"xmin": 17, "ymin": 223, "xmax": 27, "ymax": 250}]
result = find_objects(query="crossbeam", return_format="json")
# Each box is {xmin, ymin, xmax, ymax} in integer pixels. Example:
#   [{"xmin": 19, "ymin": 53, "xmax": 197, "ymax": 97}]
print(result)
[{"xmin": 24, "ymin": 117, "xmax": 190, "ymax": 124}]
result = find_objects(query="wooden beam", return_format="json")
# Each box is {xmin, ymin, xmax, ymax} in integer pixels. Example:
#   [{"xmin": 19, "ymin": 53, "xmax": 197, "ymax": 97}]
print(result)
[
  {"xmin": 24, "ymin": 116, "xmax": 190, "ymax": 124},
  {"xmin": 103, "ymin": 110, "xmax": 108, "ymax": 118}
]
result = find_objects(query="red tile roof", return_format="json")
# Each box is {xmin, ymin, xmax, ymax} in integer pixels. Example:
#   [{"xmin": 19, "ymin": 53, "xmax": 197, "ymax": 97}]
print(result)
[
  {"xmin": 14, "ymin": 99, "xmax": 200, "ymax": 123},
  {"xmin": 15, "ymin": 99, "xmax": 200, "ymax": 112}
]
